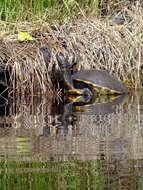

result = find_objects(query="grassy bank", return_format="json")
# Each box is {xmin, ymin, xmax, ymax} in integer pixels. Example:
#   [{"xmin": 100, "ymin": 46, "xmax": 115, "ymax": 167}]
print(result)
[
  {"xmin": 0, "ymin": 0, "xmax": 101, "ymax": 35},
  {"xmin": 0, "ymin": 0, "xmax": 136, "ymax": 23},
  {"xmin": 0, "ymin": 1, "xmax": 143, "ymax": 95},
  {"xmin": 0, "ymin": 0, "xmax": 98, "ymax": 22}
]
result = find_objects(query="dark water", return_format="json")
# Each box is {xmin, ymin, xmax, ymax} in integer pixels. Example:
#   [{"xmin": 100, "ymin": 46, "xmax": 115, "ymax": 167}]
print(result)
[{"xmin": 0, "ymin": 94, "xmax": 143, "ymax": 189}]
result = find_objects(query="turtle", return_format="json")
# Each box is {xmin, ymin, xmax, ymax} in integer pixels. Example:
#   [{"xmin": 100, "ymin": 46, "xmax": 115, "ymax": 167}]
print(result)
[{"xmin": 56, "ymin": 52, "xmax": 127, "ymax": 99}]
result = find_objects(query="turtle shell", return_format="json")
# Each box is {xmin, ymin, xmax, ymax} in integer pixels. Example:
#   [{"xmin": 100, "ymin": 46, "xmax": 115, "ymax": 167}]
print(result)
[{"xmin": 72, "ymin": 70, "xmax": 127, "ymax": 94}]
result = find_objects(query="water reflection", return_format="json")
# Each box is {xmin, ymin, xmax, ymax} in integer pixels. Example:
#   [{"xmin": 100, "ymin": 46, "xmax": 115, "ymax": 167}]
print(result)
[
  {"xmin": 72, "ymin": 94, "xmax": 127, "ymax": 115},
  {"xmin": 0, "ymin": 94, "xmax": 143, "ymax": 189}
]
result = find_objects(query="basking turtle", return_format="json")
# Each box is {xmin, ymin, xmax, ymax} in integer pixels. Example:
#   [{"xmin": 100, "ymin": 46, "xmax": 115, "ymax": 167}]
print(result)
[{"xmin": 56, "ymin": 52, "xmax": 127, "ymax": 98}]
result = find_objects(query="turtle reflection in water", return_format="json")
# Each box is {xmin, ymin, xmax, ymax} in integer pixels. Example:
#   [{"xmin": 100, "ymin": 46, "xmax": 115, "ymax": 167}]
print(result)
[
  {"xmin": 41, "ymin": 94, "xmax": 127, "ymax": 139},
  {"xmin": 56, "ymin": 52, "xmax": 127, "ymax": 103},
  {"xmin": 72, "ymin": 94, "xmax": 127, "ymax": 115}
]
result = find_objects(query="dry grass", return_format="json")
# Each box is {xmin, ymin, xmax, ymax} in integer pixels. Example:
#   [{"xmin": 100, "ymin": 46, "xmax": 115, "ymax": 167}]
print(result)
[{"xmin": 0, "ymin": 2, "xmax": 143, "ymax": 97}]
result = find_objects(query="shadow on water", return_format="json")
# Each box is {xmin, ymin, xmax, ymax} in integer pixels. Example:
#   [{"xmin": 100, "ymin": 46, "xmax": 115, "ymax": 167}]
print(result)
[{"xmin": 0, "ymin": 94, "xmax": 143, "ymax": 189}]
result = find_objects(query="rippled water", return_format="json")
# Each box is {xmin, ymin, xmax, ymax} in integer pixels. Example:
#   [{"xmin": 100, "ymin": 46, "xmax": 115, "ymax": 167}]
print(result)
[{"xmin": 0, "ymin": 94, "xmax": 143, "ymax": 189}]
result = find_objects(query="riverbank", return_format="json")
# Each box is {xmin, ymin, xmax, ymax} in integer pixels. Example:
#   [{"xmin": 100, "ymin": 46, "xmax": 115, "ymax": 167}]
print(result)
[{"xmin": 0, "ymin": 1, "xmax": 143, "ymax": 97}]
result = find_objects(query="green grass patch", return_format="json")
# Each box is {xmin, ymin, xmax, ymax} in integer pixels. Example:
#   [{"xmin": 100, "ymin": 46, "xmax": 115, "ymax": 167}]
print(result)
[
  {"xmin": 0, "ymin": 0, "xmax": 100, "ymax": 22},
  {"xmin": 0, "ymin": 160, "xmax": 102, "ymax": 190}
]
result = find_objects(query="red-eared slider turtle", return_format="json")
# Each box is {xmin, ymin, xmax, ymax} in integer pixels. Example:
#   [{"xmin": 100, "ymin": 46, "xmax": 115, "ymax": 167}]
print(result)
[{"xmin": 56, "ymin": 52, "xmax": 127, "ymax": 98}]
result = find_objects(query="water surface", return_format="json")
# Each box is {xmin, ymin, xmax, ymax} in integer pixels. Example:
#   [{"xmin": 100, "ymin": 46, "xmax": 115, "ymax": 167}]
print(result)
[{"xmin": 0, "ymin": 95, "xmax": 143, "ymax": 189}]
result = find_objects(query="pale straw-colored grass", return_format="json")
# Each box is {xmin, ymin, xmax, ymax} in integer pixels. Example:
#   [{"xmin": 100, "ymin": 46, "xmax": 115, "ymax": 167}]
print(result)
[{"xmin": 0, "ymin": 2, "xmax": 142, "ymax": 96}]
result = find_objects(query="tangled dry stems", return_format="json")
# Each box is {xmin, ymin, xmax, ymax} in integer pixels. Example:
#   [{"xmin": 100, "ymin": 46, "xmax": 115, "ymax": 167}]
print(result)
[{"xmin": 0, "ymin": 2, "xmax": 142, "ymax": 96}]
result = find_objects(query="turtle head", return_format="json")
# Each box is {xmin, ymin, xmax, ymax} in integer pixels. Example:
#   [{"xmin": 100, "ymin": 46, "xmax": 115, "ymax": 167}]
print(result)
[
  {"xmin": 56, "ymin": 52, "xmax": 70, "ymax": 72},
  {"xmin": 40, "ymin": 44, "xmax": 51, "ymax": 65}
]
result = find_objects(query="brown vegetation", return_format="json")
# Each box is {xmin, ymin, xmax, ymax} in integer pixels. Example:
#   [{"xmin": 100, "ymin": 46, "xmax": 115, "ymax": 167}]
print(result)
[{"xmin": 0, "ymin": 2, "xmax": 143, "ymax": 98}]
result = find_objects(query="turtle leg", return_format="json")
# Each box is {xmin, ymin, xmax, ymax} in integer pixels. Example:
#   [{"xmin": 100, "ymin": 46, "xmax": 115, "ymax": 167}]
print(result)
[{"xmin": 67, "ymin": 88, "xmax": 92, "ymax": 103}]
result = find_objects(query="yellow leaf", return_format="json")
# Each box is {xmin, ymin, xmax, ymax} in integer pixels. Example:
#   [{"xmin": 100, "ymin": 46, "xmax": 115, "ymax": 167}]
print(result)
[{"xmin": 18, "ymin": 31, "xmax": 32, "ymax": 41}]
